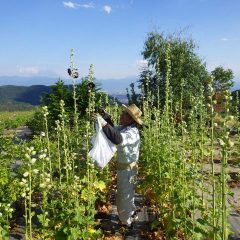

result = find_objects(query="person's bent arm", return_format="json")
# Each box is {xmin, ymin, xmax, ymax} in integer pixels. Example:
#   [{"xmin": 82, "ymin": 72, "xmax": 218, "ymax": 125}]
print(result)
[
  {"xmin": 102, "ymin": 124, "xmax": 123, "ymax": 145},
  {"xmin": 100, "ymin": 110, "xmax": 115, "ymax": 127},
  {"xmin": 98, "ymin": 116, "xmax": 123, "ymax": 144}
]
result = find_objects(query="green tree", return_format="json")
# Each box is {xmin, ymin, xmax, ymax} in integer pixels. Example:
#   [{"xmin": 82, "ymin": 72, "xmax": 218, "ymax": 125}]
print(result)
[
  {"xmin": 126, "ymin": 83, "xmax": 140, "ymax": 105},
  {"xmin": 42, "ymin": 79, "xmax": 73, "ymax": 123},
  {"xmin": 211, "ymin": 66, "xmax": 234, "ymax": 92},
  {"xmin": 137, "ymin": 31, "xmax": 209, "ymax": 109},
  {"xmin": 29, "ymin": 77, "xmax": 117, "ymax": 133}
]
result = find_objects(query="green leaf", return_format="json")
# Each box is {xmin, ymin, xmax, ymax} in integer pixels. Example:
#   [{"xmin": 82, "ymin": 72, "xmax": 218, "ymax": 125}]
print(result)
[{"xmin": 94, "ymin": 180, "xmax": 106, "ymax": 191}]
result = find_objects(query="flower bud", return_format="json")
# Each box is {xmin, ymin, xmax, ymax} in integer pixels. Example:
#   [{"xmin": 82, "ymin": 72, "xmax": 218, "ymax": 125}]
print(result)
[
  {"xmin": 33, "ymin": 169, "xmax": 39, "ymax": 174},
  {"xmin": 30, "ymin": 158, "xmax": 36, "ymax": 164},
  {"xmin": 23, "ymin": 172, "xmax": 29, "ymax": 177},
  {"xmin": 228, "ymin": 140, "xmax": 234, "ymax": 147}
]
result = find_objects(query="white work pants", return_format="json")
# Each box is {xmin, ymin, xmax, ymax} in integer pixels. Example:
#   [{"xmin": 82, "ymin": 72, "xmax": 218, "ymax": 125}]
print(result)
[{"xmin": 116, "ymin": 169, "xmax": 137, "ymax": 225}]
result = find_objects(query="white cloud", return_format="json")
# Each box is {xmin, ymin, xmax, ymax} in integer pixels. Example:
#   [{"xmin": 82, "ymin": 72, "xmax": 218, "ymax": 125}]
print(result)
[
  {"xmin": 63, "ymin": 1, "xmax": 94, "ymax": 9},
  {"xmin": 220, "ymin": 38, "xmax": 229, "ymax": 41},
  {"xmin": 136, "ymin": 59, "xmax": 148, "ymax": 67},
  {"xmin": 17, "ymin": 66, "xmax": 40, "ymax": 75},
  {"xmin": 103, "ymin": 5, "xmax": 112, "ymax": 14},
  {"xmin": 220, "ymin": 37, "xmax": 240, "ymax": 42},
  {"xmin": 63, "ymin": 1, "xmax": 77, "ymax": 8},
  {"xmin": 79, "ymin": 3, "xmax": 94, "ymax": 8}
]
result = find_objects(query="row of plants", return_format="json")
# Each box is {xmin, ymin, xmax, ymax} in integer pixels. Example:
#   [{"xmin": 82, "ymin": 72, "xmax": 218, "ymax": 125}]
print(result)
[
  {"xmin": 0, "ymin": 57, "xmax": 119, "ymax": 239},
  {"xmin": 1, "ymin": 43, "xmax": 239, "ymax": 239},
  {"xmin": 137, "ymin": 43, "xmax": 239, "ymax": 239}
]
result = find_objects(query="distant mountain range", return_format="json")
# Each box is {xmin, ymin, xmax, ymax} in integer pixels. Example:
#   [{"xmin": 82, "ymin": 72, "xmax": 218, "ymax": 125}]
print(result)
[
  {"xmin": 0, "ymin": 84, "xmax": 129, "ymax": 111},
  {"xmin": 0, "ymin": 76, "xmax": 139, "ymax": 94},
  {"xmin": 0, "ymin": 76, "xmax": 139, "ymax": 110},
  {"xmin": 1, "ymin": 76, "xmax": 239, "ymax": 111}
]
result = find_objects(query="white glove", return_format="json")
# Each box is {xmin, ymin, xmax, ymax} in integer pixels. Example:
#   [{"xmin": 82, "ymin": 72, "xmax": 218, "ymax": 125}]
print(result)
[{"xmin": 97, "ymin": 115, "xmax": 107, "ymax": 127}]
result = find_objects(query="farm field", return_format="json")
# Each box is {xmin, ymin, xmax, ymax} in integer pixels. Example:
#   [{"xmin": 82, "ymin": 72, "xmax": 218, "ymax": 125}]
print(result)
[
  {"xmin": 0, "ymin": 111, "xmax": 35, "ymax": 130},
  {"xmin": 1, "ymin": 0, "xmax": 240, "ymax": 239},
  {"xmin": 1, "ymin": 73, "xmax": 240, "ymax": 240}
]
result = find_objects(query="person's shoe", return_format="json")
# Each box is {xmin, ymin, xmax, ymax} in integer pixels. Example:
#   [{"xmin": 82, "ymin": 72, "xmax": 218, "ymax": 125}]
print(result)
[
  {"xmin": 119, "ymin": 221, "xmax": 133, "ymax": 230},
  {"xmin": 131, "ymin": 209, "xmax": 140, "ymax": 221}
]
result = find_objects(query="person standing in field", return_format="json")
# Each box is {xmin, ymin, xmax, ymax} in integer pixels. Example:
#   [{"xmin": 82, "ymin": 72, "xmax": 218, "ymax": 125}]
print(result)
[{"xmin": 95, "ymin": 104, "xmax": 143, "ymax": 227}]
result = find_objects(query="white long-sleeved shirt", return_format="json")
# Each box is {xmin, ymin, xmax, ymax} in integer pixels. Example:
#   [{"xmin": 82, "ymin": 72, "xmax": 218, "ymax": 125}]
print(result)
[{"xmin": 116, "ymin": 125, "xmax": 140, "ymax": 165}]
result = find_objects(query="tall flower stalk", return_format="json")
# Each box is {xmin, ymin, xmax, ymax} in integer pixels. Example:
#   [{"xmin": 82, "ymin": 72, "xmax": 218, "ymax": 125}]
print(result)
[{"xmin": 69, "ymin": 49, "xmax": 79, "ymax": 146}]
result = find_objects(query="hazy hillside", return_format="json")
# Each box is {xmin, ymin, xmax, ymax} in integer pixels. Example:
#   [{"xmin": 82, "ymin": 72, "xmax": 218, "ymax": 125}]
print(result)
[
  {"xmin": 0, "ymin": 85, "xmax": 51, "ymax": 105},
  {"xmin": 0, "ymin": 76, "xmax": 137, "ymax": 94},
  {"xmin": 0, "ymin": 85, "xmax": 128, "ymax": 111}
]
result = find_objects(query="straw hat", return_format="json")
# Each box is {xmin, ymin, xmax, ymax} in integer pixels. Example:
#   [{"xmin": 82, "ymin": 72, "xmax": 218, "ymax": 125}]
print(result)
[{"xmin": 122, "ymin": 104, "xmax": 143, "ymax": 125}]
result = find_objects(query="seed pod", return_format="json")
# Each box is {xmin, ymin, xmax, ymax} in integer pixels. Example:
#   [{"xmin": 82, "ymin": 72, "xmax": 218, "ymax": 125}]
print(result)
[
  {"xmin": 228, "ymin": 140, "xmax": 234, "ymax": 148},
  {"xmin": 218, "ymin": 138, "xmax": 225, "ymax": 147},
  {"xmin": 88, "ymin": 81, "xmax": 95, "ymax": 90},
  {"xmin": 72, "ymin": 71, "xmax": 79, "ymax": 78}
]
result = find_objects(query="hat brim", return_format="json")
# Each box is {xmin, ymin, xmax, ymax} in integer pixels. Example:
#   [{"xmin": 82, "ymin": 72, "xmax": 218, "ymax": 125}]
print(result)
[{"xmin": 122, "ymin": 104, "xmax": 143, "ymax": 125}]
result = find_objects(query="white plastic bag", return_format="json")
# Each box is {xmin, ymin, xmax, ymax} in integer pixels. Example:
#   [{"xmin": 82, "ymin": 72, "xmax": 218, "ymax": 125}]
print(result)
[{"xmin": 89, "ymin": 116, "xmax": 117, "ymax": 168}]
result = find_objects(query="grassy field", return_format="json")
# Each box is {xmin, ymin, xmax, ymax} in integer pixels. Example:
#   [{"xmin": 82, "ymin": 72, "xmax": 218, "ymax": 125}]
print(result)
[{"xmin": 0, "ymin": 110, "xmax": 35, "ymax": 129}]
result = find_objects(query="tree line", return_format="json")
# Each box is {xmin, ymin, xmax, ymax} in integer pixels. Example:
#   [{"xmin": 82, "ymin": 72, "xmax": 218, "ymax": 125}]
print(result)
[{"xmin": 127, "ymin": 31, "xmax": 235, "ymax": 111}]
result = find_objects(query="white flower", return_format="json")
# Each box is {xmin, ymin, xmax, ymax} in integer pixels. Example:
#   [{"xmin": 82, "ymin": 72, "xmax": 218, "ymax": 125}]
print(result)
[
  {"xmin": 218, "ymin": 138, "xmax": 225, "ymax": 147},
  {"xmin": 229, "ymin": 140, "xmax": 234, "ymax": 147},
  {"xmin": 22, "ymin": 178, "xmax": 27, "ymax": 183},
  {"xmin": 23, "ymin": 172, "xmax": 29, "ymax": 177},
  {"xmin": 25, "ymin": 153, "xmax": 31, "ymax": 159},
  {"xmin": 45, "ymin": 157, "xmax": 50, "ymax": 162},
  {"xmin": 33, "ymin": 169, "xmax": 39, "ymax": 174},
  {"xmin": 46, "ymin": 178, "xmax": 50, "ymax": 183},
  {"xmin": 30, "ymin": 147, "xmax": 34, "ymax": 151},
  {"xmin": 40, "ymin": 183, "xmax": 46, "ymax": 188},
  {"xmin": 0, "ymin": 212, "xmax": 2, "ymax": 217},
  {"xmin": 40, "ymin": 132, "xmax": 46, "ymax": 137},
  {"xmin": 30, "ymin": 158, "xmax": 37, "ymax": 164},
  {"xmin": 21, "ymin": 193, "xmax": 26, "ymax": 197},
  {"xmin": 74, "ymin": 175, "xmax": 79, "ymax": 180}
]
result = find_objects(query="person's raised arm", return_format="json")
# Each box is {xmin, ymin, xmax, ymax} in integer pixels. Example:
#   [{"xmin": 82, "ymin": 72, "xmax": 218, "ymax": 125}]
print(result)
[
  {"xmin": 99, "ymin": 108, "xmax": 114, "ymax": 127},
  {"xmin": 97, "ymin": 115, "xmax": 123, "ymax": 145}
]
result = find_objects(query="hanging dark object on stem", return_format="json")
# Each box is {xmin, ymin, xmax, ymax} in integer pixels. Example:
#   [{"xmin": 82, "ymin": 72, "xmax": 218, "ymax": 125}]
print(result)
[
  {"xmin": 67, "ymin": 68, "xmax": 79, "ymax": 78},
  {"xmin": 88, "ymin": 81, "xmax": 95, "ymax": 90}
]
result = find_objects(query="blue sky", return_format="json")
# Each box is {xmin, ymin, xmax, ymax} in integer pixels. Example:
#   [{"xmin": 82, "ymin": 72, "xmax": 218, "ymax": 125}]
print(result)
[{"xmin": 0, "ymin": 0, "xmax": 239, "ymax": 85}]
